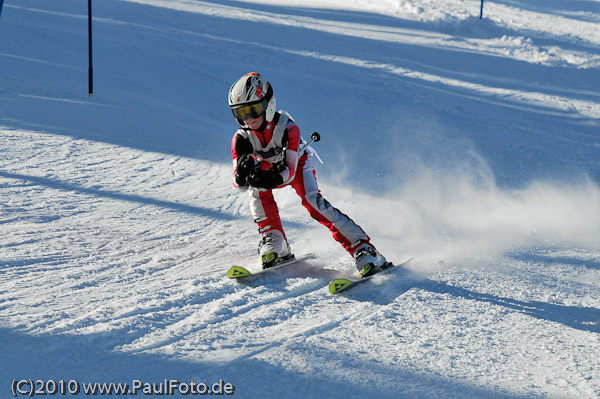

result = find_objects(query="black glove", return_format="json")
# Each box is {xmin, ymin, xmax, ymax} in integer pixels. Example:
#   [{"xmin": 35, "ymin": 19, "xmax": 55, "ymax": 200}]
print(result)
[
  {"xmin": 248, "ymin": 169, "xmax": 283, "ymax": 190},
  {"xmin": 235, "ymin": 154, "xmax": 257, "ymax": 186}
]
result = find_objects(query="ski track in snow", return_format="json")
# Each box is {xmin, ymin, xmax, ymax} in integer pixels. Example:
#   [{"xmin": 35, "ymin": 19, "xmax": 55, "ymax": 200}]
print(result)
[
  {"xmin": 1, "ymin": 0, "xmax": 600, "ymax": 398},
  {"xmin": 119, "ymin": 0, "xmax": 600, "ymax": 119}
]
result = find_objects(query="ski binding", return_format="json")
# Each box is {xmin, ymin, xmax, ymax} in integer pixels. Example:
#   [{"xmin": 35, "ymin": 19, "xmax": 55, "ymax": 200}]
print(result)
[
  {"xmin": 227, "ymin": 252, "xmax": 316, "ymax": 279},
  {"xmin": 329, "ymin": 258, "xmax": 413, "ymax": 294}
]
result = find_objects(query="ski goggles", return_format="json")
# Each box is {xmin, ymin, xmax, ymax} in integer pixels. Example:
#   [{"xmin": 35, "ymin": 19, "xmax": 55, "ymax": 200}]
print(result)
[{"xmin": 231, "ymin": 99, "xmax": 267, "ymax": 124}]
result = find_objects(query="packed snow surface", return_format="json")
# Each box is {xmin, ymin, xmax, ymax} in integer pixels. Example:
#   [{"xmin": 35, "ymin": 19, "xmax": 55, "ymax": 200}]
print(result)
[{"xmin": 1, "ymin": 0, "xmax": 599, "ymax": 398}]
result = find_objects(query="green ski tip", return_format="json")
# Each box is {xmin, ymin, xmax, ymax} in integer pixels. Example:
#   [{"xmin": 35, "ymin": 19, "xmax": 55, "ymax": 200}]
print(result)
[
  {"xmin": 227, "ymin": 266, "xmax": 251, "ymax": 279},
  {"xmin": 329, "ymin": 278, "xmax": 353, "ymax": 294}
]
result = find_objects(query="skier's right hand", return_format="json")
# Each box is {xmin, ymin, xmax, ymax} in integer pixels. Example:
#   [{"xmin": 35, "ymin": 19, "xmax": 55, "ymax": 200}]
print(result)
[
  {"xmin": 235, "ymin": 154, "xmax": 256, "ymax": 186},
  {"xmin": 247, "ymin": 169, "xmax": 283, "ymax": 190}
]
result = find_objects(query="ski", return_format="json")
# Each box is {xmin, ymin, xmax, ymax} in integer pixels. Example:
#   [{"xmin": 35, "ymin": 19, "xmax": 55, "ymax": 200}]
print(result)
[
  {"xmin": 328, "ymin": 258, "xmax": 413, "ymax": 294},
  {"xmin": 227, "ymin": 252, "xmax": 316, "ymax": 279}
]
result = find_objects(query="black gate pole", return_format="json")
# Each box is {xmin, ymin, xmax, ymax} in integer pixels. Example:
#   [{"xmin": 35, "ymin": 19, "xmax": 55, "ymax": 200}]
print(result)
[
  {"xmin": 0, "ymin": 0, "xmax": 5, "ymax": 20},
  {"xmin": 88, "ymin": 0, "xmax": 93, "ymax": 96},
  {"xmin": 480, "ymin": 0, "xmax": 484, "ymax": 19}
]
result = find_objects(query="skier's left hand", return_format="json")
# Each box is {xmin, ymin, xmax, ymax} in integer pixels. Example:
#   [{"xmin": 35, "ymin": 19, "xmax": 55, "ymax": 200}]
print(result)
[{"xmin": 248, "ymin": 169, "xmax": 283, "ymax": 190}]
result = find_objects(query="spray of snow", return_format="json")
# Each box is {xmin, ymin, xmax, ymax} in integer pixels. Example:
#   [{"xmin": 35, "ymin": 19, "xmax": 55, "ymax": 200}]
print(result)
[{"xmin": 303, "ymin": 122, "xmax": 600, "ymax": 273}]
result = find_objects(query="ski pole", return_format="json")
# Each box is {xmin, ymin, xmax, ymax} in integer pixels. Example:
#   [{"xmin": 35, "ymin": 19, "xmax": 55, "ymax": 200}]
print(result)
[{"xmin": 299, "ymin": 131, "xmax": 320, "ymax": 152}]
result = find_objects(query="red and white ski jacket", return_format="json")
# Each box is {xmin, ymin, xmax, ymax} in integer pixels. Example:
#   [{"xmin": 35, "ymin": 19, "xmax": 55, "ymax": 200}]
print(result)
[{"xmin": 231, "ymin": 110, "xmax": 304, "ymax": 190}]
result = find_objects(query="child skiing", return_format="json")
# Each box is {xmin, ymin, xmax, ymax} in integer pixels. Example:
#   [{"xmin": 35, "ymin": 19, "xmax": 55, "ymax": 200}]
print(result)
[{"xmin": 228, "ymin": 72, "xmax": 386, "ymax": 277}]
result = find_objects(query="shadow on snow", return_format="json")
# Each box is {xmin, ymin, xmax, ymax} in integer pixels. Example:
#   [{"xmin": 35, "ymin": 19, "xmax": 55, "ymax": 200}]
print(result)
[
  {"xmin": 0, "ymin": 171, "xmax": 237, "ymax": 221},
  {"xmin": 420, "ymin": 279, "xmax": 600, "ymax": 334},
  {"xmin": 1, "ymin": 326, "xmax": 527, "ymax": 399}
]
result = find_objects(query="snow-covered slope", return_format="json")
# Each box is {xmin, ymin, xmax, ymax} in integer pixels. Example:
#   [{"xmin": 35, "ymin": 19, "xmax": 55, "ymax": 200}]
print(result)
[{"xmin": 1, "ymin": 0, "xmax": 599, "ymax": 398}]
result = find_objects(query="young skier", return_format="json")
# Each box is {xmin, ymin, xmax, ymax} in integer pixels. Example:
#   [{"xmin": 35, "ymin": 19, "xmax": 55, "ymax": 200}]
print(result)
[{"xmin": 228, "ymin": 72, "xmax": 386, "ymax": 277}]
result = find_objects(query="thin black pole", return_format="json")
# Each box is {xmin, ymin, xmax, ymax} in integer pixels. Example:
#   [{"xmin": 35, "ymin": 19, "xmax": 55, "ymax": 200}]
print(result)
[
  {"xmin": 88, "ymin": 0, "xmax": 93, "ymax": 96},
  {"xmin": 480, "ymin": 0, "xmax": 484, "ymax": 19},
  {"xmin": 0, "ymin": 0, "xmax": 5, "ymax": 20}
]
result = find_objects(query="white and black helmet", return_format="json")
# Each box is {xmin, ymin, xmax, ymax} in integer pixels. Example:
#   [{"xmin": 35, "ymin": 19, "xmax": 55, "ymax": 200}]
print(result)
[{"xmin": 228, "ymin": 72, "xmax": 276, "ymax": 126}]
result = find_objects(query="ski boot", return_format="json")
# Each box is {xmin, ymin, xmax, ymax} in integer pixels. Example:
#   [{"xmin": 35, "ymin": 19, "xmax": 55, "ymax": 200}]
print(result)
[
  {"xmin": 353, "ymin": 244, "xmax": 386, "ymax": 278},
  {"xmin": 258, "ymin": 230, "xmax": 292, "ymax": 269}
]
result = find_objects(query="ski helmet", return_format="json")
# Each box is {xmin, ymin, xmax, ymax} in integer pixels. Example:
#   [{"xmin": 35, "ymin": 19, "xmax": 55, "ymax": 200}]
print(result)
[{"xmin": 228, "ymin": 72, "xmax": 276, "ymax": 126}]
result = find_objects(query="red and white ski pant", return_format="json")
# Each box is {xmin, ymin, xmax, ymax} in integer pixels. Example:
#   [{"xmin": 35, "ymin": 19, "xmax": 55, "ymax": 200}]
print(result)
[{"xmin": 248, "ymin": 153, "xmax": 370, "ymax": 255}]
